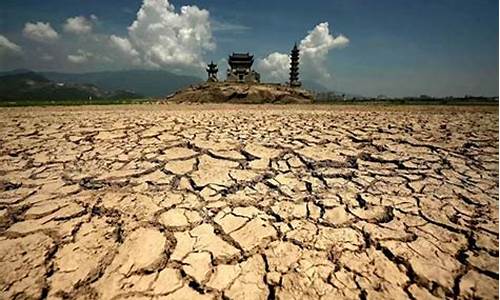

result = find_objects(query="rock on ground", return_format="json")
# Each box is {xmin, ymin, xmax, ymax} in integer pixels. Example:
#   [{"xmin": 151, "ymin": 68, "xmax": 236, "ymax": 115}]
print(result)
[{"xmin": 164, "ymin": 82, "xmax": 314, "ymax": 103}]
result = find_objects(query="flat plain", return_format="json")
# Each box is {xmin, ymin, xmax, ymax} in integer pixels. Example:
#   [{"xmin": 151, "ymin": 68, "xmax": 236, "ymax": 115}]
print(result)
[{"xmin": 0, "ymin": 104, "xmax": 498, "ymax": 300}]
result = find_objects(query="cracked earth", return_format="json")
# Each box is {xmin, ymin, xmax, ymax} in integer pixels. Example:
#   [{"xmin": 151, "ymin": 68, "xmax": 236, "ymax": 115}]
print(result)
[{"xmin": 0, "ymin": 105, "xmax": 498, "ymax": 300}]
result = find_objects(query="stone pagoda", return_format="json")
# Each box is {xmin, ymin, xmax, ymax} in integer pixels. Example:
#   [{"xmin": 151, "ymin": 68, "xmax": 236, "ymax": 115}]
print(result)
[
  {"xmin": 206, "ymin": 61, "xmax": 218, "ymax": 82},
  {"xmin": 289, "ymin": 43, "xmax": 301, "ymax": 87},
  {"xmin": 226, "ymin": 52, "xmax": 260, "ymax": 83}
]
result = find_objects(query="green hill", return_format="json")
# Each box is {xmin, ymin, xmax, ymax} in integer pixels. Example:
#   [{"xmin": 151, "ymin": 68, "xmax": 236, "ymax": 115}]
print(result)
[{"xmin": 42, "ymin": 69, "xmax": 202, "ymax": 97}]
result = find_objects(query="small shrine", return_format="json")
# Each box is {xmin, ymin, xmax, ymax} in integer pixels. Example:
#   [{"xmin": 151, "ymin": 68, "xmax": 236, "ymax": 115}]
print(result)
[{"xmin": 206, "ymin": 61, "xmax": 218, "ymax": 82}]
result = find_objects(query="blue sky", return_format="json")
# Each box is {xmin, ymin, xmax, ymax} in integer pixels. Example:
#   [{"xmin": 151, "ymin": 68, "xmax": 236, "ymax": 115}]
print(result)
[{"xmin": 0, "ymin": 0, "xmax": 498, "ymax": 97}]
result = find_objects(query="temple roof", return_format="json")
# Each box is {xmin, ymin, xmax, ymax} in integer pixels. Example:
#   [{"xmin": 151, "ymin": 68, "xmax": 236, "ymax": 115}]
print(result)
[
  {"xmin": 229, "ymin": 52, "xmax": 253, "ymax": 60},
  {"xmin": 228, "ymin": 53, "xmax": 254, "ymax": 65},
  {"xmin": 228, "ymin": 52, "xmax": 254, "ymax": 69}
]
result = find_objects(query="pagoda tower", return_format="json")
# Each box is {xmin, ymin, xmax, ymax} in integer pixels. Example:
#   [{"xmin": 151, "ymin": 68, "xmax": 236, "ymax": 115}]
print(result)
[
  {"xmin": 206, "ymin": 61, "xmax": 218, "ymax": 82},
  {"xmin": 289, "ymin": 43, "xmax": 301, "ymax": 87}
]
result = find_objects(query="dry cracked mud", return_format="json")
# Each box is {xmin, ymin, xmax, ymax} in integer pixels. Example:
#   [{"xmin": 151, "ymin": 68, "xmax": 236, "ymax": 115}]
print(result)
[{"xmin": 0, "ymin": 104, "xmax": 498, "ymax": 300}]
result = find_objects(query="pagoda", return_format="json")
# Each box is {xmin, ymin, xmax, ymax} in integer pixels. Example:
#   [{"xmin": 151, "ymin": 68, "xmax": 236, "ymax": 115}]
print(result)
[
  {"xmin": 226, "ymin": 52, "xmax": 260, "ymax": 83},
  {"xmin": 289, "ymin": 43, "xmax": 301, "ymax": 87},
  {"xmin": 206, "ymin": 61, "xmax": 218, "ymax": 82}
]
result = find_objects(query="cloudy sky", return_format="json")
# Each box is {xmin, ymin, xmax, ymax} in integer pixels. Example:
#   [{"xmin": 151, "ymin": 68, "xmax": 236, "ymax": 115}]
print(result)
[{"xmin": 0, "ymin": 0, "xmax": 498, "ymax": 97}]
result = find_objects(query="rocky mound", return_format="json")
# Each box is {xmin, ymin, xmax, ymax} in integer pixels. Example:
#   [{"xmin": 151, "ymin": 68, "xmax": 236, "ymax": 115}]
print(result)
[{"xmin": 164, "ymin": 82, "xmax": 314, "ymax": 104}]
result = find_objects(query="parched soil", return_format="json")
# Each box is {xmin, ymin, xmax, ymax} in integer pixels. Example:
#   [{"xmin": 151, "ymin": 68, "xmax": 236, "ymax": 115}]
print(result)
[{"xmin": 0, "ymin": 104, "xmax": 498, "ymax": 300}]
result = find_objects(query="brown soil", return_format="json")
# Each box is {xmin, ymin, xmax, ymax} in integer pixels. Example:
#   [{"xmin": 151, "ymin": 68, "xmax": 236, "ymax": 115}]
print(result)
[{"xmin": 0, "ymin": 104, "xmax": 498, "ymax": 299}]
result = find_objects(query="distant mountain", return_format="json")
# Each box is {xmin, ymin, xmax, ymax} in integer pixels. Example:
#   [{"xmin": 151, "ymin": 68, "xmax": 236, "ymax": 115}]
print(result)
[
  {"xmin": 42, "ymin": 69, "xmax": 203, "ymax": 97},
  {"xmin": 0, "ymin": 69, "xmax": 34, "ymax": 76},
  {"xmin": 0, "ymin": 71, "xmax": 142, "ymax": 101}
]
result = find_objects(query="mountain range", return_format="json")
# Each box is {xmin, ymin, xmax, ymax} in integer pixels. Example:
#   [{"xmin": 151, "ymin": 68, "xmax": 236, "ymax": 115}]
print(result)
[
  {"xmin": 41, "ymin": 70, "xmax": 203, "ymax": 97},
  {"xmin": 0, "ymin": 71, "xmax": 141, "ymax": 101}
]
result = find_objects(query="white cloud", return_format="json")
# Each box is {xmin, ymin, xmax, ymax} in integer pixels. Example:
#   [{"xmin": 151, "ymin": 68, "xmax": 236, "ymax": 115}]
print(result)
[
  {"xmin": 257, "ymin": 52, "xmax": 289, "ymax": 82},
  {"xmin": 125, "ymin": 0, "xmax": 215, "ymax": 70},
  {"xmin": 13, "ymin": 1, "xmax": 216, "ymax": 73},
  {"xmin": 257, "ymin": 22, "xmax": 349, "ymax": 85},
  {"xmin": 63, "ymin": 16, "xmax": 94, "ymax": 34},
  {"xmin": 212, "ymin": 19, "xmax": 250, "ymax": 32},
  {"xmin": 68, "ymin": 49, "xmax": 93, "ymax": 64},
  {"xmin": 0, "ymin": 35, "xmax": 22, "ymax": 57},
  {"xmin": 109, "ymin": 35, "xmax": 140, "ymax": 64},
  {"xmin": 300, "ymin": 22, "xmax": 348, "ymax": 58},
  {"xmin": 23, "ymin": 22, "xmax": 59, "ymax": 43}
]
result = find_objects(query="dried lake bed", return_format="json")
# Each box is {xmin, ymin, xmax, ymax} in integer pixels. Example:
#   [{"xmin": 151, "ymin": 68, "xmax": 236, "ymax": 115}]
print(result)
[{"xmin": 0, "ymin": 104, "xmax": 498, "ymax": 299}]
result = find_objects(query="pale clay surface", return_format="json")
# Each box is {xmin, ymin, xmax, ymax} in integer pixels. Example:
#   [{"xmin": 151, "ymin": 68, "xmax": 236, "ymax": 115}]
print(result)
[{"xmin": 0, "ymin": 104, "xmax": 498, "ymax": 300}]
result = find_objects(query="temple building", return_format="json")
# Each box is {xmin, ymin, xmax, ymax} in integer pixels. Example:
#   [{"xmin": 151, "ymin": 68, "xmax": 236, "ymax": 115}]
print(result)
[
  {"xmin": 206, "ymin": 61, "xmax": 218, "ymax": 82},
  {"xmin": 226, "ymin": 52, "xmax": 260, "ymax": 83},
  {"xmin": 289, "ymin": 43, "xmax": 301, "ymax": 87}
]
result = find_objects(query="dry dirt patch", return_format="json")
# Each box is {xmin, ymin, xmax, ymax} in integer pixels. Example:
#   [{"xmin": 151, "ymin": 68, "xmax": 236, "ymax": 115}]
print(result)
[{"xmin": 0, "ymin": 104, "xmax": 498, "ymax": 299}]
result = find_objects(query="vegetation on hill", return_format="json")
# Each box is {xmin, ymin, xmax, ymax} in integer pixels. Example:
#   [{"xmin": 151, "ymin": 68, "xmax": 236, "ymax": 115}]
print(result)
[
  {"xmin": 0, "ymin": 71, "xmax": 142, "ymax": 102},
  {"xmin": 42, "ymin": 69, "xmax": 202, "ymax": 97}
]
